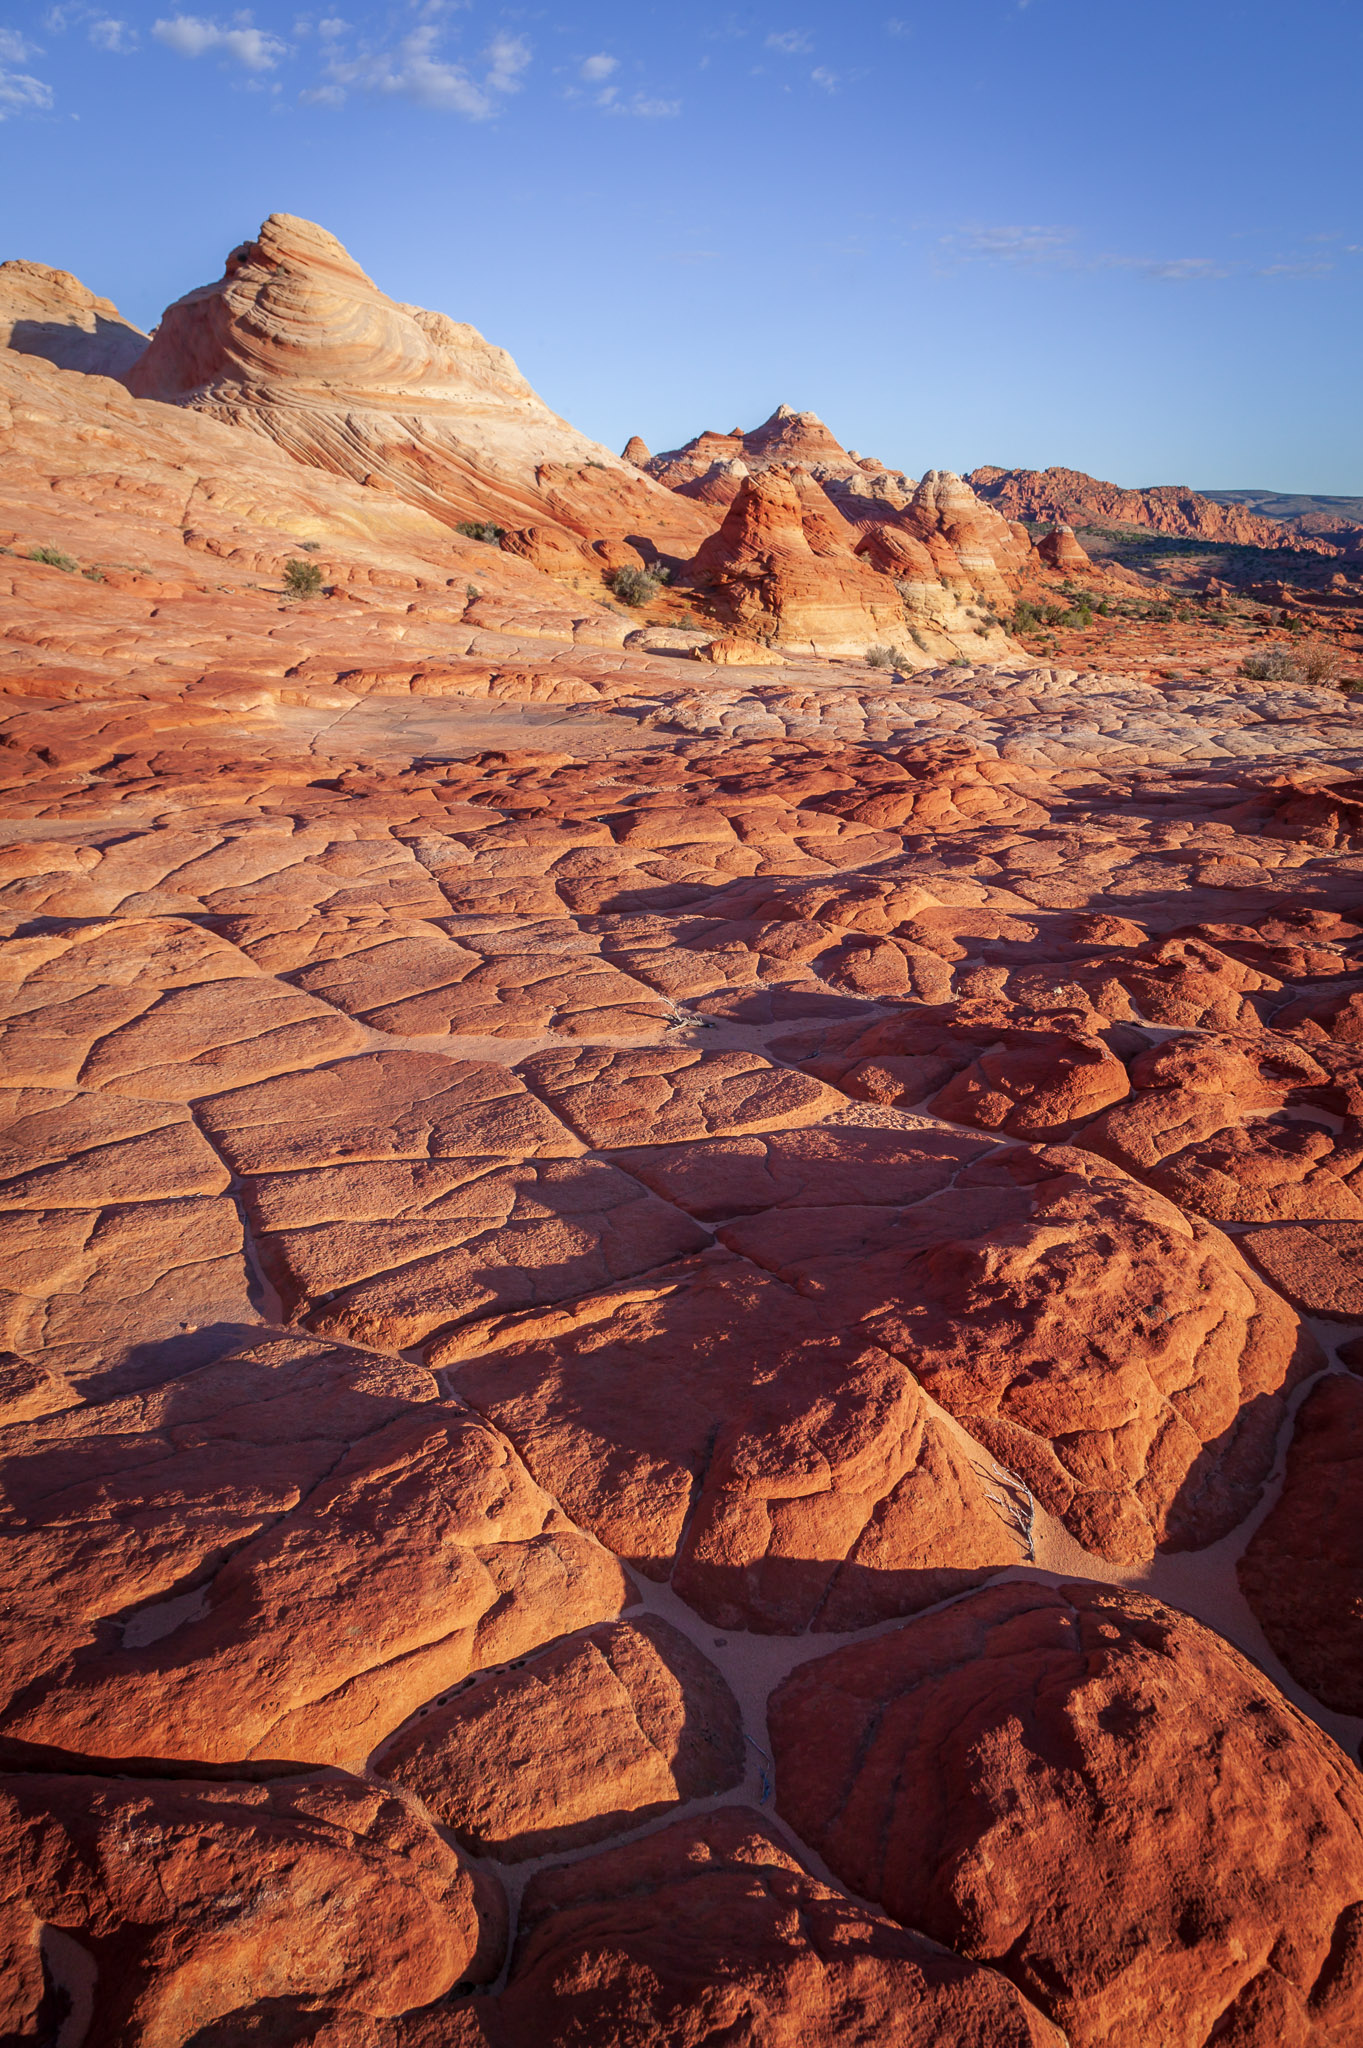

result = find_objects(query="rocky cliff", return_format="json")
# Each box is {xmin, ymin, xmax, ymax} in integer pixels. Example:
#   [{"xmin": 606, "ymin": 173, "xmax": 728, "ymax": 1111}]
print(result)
[{"xmin": 969, "ymin": 463, "xmax": 1337, "ymax": 554}]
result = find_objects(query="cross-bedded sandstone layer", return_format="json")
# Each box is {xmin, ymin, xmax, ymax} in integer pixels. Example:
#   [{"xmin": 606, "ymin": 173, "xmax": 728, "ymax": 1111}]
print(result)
[{"xmin": 5, "ymin": 239, "xmax": 1363, "ymax": 2047}]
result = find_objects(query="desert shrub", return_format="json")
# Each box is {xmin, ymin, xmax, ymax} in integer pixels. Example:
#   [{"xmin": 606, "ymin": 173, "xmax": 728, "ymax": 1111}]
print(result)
[
  {"xmin": 1299, "ymin": 642, "xmax": 1340, "ymax": 685},
  {"xmin": 299, "ymin": 539, "xmax": 321, "ymax": 552},
  {"xmin": 466, "ymin": 584, "xmax": 481, "ymax": 600},
  {"xmin": 455, "ymin": 520, "xmax": 504, "ymax": 543},
  {"xmin": 1239, "ymin": 646, "xmax": 1300, "ymax": 681},
  {"xmin": 29, "ymin": 546, "xmax": 77, "ymax": 572},
  {"xmin": 609, "ymin": 565, "xmax": 661, "ymax": 607},
  {"xmin": 282, "ymin": 559, "xmax": 325, "ymax": 598},
  {"xmin": 865, "ymin": 645, "xmax": 902, "ymax": 669},
  {"xmin": 82, "ymin": 567, "xmax": 105, "ymax": 583},
  {"xmin": 910, "ymin": 627, "xmax": 930, "ymax": 651},
  {"xmin": 1013, "ymin": 601, "xmax": 1041, "ymax": 633}
]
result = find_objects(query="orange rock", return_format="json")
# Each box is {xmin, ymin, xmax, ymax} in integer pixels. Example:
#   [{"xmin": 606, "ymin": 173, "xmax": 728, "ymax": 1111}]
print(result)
[
  {"xmin": 691, "ymin": 634, "xmax": 787, "ymax": 665},
  {"xmin": 0, "ymin": 258, "xmax": 148, "ymax": 378},
  {"xmin": 440, "ymin": 1252, "xmax": 1024, "ymax": 1632},
  {"xmin": 770, "ymin": 1580, "xmax": 1363, "ymax": 2048},
  {"xmin": 0, "ymin": 1332, "xmax": 628, "ymax": 1766},
  {"xmin": 686, "ymin": 470, "xmax": 909, "ymax": 656},
  {"xmin": 722, "ymin": 1144, "xmax": 1319, "ymax": 1560},
  {"xmin": 376, "ymin": 1615, "xmax": 742, "ymax": 1857},
  {"xmin": 472, "ymin": 1809, "xmax": 1064, "ymax": 2047},
  {"xmin": 0, "ymin": 1767, "xmax": 500, "ymax": 2044},
  {"xmin": 1036, "ymin": 523, "xmax": 1092, "ymax": 571},
  {"xmin": 1238, "ymin": 1372, "xmax": 1363, "ymax": 1714},
  {"xmin": 125, "ymin": 212, "xmax": 711, "ymax": 555}
]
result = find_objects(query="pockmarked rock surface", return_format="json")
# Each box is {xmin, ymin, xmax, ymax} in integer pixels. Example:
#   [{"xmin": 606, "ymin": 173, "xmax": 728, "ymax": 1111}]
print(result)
[
  {"xmin": 770, "ymin": 1581, "xmax": 1363, "ymax": 2048},
  {"xmin": 6, "ymin": 212, "xmax": 1363, "ymax": 2042}
]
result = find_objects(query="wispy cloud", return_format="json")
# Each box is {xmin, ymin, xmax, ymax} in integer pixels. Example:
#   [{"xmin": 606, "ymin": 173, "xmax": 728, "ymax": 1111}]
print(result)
[
  {"xmin": 153, "ymin": 14, "xmax": 287, "ymax": 69},
  {"xmin": 611, "ymin": 92, "xmax": 679, "ymax": 117},
  {"xmin": 315, "ymin": 25, "xmax": 530, "ymax": 117},
  {"xmin": 810, "ymin": 65, "xmax": 837, "ymax": 90},
  {"xmin": 0, "ymin": 28, "xmax": 52, "ymax": 115},
  {"xmin": 766, "ymin": 29, "xmax": 811, "ymax": 54},
  {"xmin": 580, "ymin": 52, "xmax": 616, "ymax": 82},
  {"xmin": 88, "ymin": 16, "xmax": 136, "ymax": 51},
  {"xmin": 942, "ymin": 225, "xmax": 1242, "ymax": 281},
  {"xmin": 0, "ymin": 67, "xmax": 52, "ymax": 115},
  {"xmin": 950, "ymin": 223, "xmax": 1080, "ymax": 265}
]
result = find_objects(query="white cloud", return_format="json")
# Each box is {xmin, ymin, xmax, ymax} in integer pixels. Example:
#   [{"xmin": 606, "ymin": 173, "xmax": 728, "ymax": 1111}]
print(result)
[
  {"xmin": 484, "ymin": 30, "xmax": 529, "ymax": 93},
  {"xmin": 0, "ymin": 65, "xmax": 53, "ymax": 115},
  {"xmin": 952, "ymin": 223, "xmax": 1078, "ymax": 264},
  {"xmin": 945, "ymin": 225, "xmax": 1239, "ymax": 283},
  {"xmin": 811, "ymin": 65, "xmax": 837, "ymax": 89},
  {"xmin": 89, "ymin": 17, "xmax": 136, "ymax": 50},
  {"xmin": 317, "ymin": 15, "xmax": 346, "ymax": 35},
  {"xmin": 604, "ymin": 91, "xmax": 679, "ymax": 117},
  {"xmin": 766, "ymin": 29, "xmax": 811, "ymax": 53},
  {"xmin": 153, "ymin": 15, "xmax": 286, "ymax": 68},
  {"xmin": 580, "ymin": 51, "xmax": 616, "ymax": 81},
  {"xmin": 320, "ymin": 23, "xmax": 529, "ymax": 116},
  {"xmin": 0, "ymin": 28, "xmax": 38, "ymax": 60}
]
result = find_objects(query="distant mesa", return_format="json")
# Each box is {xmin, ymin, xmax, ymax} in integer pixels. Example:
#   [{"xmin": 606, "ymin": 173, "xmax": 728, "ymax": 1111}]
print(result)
[
  {"xmin": 0, "ymin": 259, "xmax": 149, "ymax": 380},
  {"xmin": 969, "ymin": 462, "xmax": 1337, "ymax": 555}
]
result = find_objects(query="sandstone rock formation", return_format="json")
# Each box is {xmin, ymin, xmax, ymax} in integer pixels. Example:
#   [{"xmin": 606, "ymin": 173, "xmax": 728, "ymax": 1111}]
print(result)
[
  {"xmin": 770, "ymin": 1581, "xmax": 1363, "ymax": 2047},
  {"xmin": 125, "ymin": 213, "xmax": 711, "ymax": 558},
  {"xmin": 454, "ymin": 1811, "xmax": 1065, "ymax": 2047},
  {"xmin": 970, "ymin": 462, "xmax": 1337, "ymax": 553},
  {"xmin": 0, "ymin": 259, "xmax": 148, "ymax": 379},
  {"xmin": 5, "ymin": 222, "xmax": 1363, "ymax": 2044}
]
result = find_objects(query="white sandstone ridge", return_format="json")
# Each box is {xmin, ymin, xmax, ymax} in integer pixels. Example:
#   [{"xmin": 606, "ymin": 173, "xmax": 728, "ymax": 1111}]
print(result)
[{"xmin": 124, "ymin": 212, "xmax": 706, "ymax": 546}]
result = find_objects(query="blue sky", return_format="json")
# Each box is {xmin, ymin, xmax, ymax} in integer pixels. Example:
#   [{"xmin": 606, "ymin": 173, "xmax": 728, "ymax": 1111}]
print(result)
[{"xmin": 2, "ymin": 1, "xmax": 1360, "ymax": 491}]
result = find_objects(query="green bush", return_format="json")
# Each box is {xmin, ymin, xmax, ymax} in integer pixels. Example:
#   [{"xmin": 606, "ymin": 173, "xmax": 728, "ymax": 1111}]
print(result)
[
  {"xmin": 455, "ymin": 521, "xmax": 504, "ymax": 543},
  {"xmin": 1013, "ymin": 601, "xmax": 1041, "ymax": 634},
  {"xmin": 282, "ymin": 559, "xmax": 325, "ymax": 598},
  {"xmin": 1239, "ymin": 647, "xmax": 1300, "ymax": 682},
  {"xmin": 609, "ymin": 565, "xmax": 662, "ymax": 607},
  {"xmin": 28, "ymin": 546, "xmax": 78, "ymax": 572},
  {"xmin": 299, "ymin": 539, "xmax": 321, "ymax": 552}
]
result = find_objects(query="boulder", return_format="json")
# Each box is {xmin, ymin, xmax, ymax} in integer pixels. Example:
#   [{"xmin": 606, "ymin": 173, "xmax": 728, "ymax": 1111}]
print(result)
[{"xmin": 770, "ymin": 1580, "xmax": 1363, "ymax": 2048}]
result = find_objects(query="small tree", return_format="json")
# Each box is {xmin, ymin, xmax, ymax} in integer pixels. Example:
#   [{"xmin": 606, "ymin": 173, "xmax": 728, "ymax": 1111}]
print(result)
[{"xmin": 282, "ymin": 559, "xmax": 325, "ymax": 599}]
